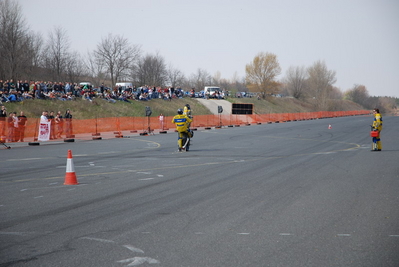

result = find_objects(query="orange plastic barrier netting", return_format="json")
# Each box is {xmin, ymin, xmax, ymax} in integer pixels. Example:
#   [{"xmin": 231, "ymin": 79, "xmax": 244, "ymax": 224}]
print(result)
[{"xmin": 0, "ymin": 110, "xmax": 370, "ymax": 142}]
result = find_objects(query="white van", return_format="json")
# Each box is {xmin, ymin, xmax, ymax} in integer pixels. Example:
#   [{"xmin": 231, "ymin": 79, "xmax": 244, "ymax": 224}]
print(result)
[
  {"xmin": 116, "ymin": 82, "xmax": 133, "ymax": 91},
  {"xmin": 204, "ymin": 86, "xmax": 220, "ymax": 98}
]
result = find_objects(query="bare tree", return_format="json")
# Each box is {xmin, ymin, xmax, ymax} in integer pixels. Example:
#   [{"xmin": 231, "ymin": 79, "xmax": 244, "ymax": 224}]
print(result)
[
  {"xmin": 65, "ymin": 51, "xmax": 85, "ymax": 84},
  {"xmin": 166, "ymin": 64, "xmax": 185, "ymax": 88},
  {"xmin": 212, "ymin": 71, "xmax": 222, "ymax": 86},
  {"xmin": 284, "ymin": 66, "xmax": 307, "ymax": 99},
  {"xmin": 329, "ymin": 86, "xmax": 343, "ymax": 100},
  {"xmin": 245, "ymin": 52, "xmax": 281, "ymax": 99},
  {"xmin": 27, "ymin": 32, "xmax": 44, "ymax": 67},
  {"xmin": 0, "ymin": 0, "xmax": 31, "ymax": 78},
  {"xmin": 85, "ymin": 51, "xmax": 108, "ymax": 86},
  {"xmin": 94, "ymin": 33, "xmax": 141, "ymax": 86},
  {"xmin": 307, "ymin": 60, "xmax": 336, "ymax": 109},
  {"xmin": 134, "ymin": 53, "xmax": 167, "ymax": 86},
  {"xmin": 23, "ymin": 31, "xmax": 44, "ymax": 78},
  {"xmin": 231, "ymin": 71, "xmax": 240, "ymax": 84},
  {"xmin": 344, "ymin": 84, "xmax": 370, "ymax": 106},
  {"xmin": 42, "ymin": 26, "xmax": 71, "ymax": 81},
  {"xmin": 188, "ymin": 68, "xmax": 211, "ymax": 90}
]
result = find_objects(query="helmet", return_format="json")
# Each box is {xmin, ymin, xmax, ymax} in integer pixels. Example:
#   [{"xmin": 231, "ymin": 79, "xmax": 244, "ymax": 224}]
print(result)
[
  {"xmin": 177, "ymin": 108, "xmax": 183, "ymax": 115},
  {"xmin": 185, "ymin": 104, "xmax": 190, "ymax": 109}
]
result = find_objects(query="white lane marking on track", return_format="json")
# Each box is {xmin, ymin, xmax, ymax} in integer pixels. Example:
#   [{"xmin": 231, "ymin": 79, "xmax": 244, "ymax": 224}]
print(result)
[
  {"xmin": 201, "ymin": 131, "xmax": 219, "ymax": 134},
  {"xmin": 138, "ymin": 178, "xmax": 155, "ymax": 181},
  {"xmin": 7, "ymin": 158, "xmax": 42, "ymax": 161},
  {"xmin": 57, "ymin": 165, "xmax": 105, "ymax": 168},
  {"xmin": 238, "ymin": 233, "xmax": 250, "ymax": 235},
  {"xmin": 146, "ymin": 143, "xmax": 159, "ymax": 147},
  {"xmin": 389, "ymin": 235, "xmax": 399, "ymax": 237},
  {"xmin": 117, "ymin": 257, "xmax": 160, "ymax": 266},
  {"xmin": 279, "ymin": 233, "xmax": 293, "ymax": 236},
  {"xmin": 80, "ymin": 237, "xmax": 115, "ymax": 243},
  {"xmin": 34, "ymin": 196, "xmax": 43, "ymax": 199},
  {"xmin": 336, "ymin": 234, "xmax": 351, "ymax": 237},
  {"xmin": 0, "ymin": 232, "xmax": 34, "ymax": 235},
  {"xmin": 123, "ymin": 245, "xmax": 144, "ymax": 253}
]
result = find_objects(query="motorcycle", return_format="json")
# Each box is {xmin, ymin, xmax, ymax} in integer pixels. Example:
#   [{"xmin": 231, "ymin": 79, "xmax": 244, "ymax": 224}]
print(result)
[{"xmin": 177, "ymin": 129, "xmax": 193, "ymax": 152}]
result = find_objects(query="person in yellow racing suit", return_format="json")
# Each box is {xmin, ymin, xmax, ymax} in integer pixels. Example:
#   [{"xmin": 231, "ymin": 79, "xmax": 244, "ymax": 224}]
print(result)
[
  {"xmin": 172, "ymin": 108, "xmax": 193, "ymax": 151},
  {"xmin": 372, "ymin": 108, "xmax": 383, "ymax": 151},
  {"xmin": 183, "ymin": 104, "xmax": 192, "ymax": 118},
  {"xmin": 183, "ymin": 104, "xmax": 193, "ymax": 137}
]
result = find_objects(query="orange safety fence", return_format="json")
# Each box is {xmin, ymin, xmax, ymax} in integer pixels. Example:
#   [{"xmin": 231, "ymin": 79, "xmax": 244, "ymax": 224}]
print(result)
[{"xmin": 0, "ymin": 110, "xmax": 370, "ymax": 143}]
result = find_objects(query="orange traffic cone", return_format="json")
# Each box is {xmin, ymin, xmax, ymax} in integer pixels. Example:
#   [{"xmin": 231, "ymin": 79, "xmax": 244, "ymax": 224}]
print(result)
[
  {"xmin": 64, "ymin": 149, "xmax": 78, "ymax": 185},
  {"xmin": 328, "ymin": 124, "xmax": 332, "ymax": 129}
]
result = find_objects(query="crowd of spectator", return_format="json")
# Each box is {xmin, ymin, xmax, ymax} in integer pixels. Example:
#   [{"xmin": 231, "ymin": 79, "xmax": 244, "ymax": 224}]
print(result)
[
  {"xmin": 97, "ymin": 85, "xmax": 187, "ymax": 103},
  {"xmin": 0, "ymin": 106, "xmax": 28, "ymax": 143},
  {"xmin": 0, "ymin": 79, "xmax": 195, "ymax": 105}
]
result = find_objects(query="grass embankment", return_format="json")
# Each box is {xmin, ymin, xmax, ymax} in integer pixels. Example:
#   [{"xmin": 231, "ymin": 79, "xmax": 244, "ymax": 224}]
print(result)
[
  {"xmin": 226, "ymin": 97, "xmax": 365, "ymax": 114},
  {"xmin": 3, "ymin": 98, "xmax": 212, "ymax": 119},
  {"xmin": 3, "ymin": 97, "xmax": 364, "ymax": 120}
]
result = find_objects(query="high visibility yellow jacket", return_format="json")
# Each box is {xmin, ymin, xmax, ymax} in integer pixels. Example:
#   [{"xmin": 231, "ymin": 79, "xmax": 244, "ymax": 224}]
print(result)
[
  {"xmin": 172, "ymin": 114, "xmax": 192, "ymax": 132},
  {"xmin": 372, "ymin": 113, "xmax": 383, "ymax": 131},
  {"xmin": 183, "ymin": 106, "xmax": 192, "ymax": 117}
]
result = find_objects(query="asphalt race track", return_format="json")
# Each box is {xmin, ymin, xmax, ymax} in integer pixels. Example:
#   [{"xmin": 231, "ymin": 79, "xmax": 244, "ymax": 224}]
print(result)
[{"xmin": 1, "ymin": 115, "xmax": 399, "ymax": 267}]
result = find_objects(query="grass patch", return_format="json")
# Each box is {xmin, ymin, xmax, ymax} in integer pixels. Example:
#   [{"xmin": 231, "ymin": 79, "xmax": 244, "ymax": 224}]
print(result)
[{"xmin": 3, "ymin": 98, "xmax": 213, "ymax": 119}]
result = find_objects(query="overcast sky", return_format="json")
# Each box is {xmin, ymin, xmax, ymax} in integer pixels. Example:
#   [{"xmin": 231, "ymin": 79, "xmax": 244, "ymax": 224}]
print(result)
[{"xmin": 20, "ymin": 0, "xmax": 398, "ymax": 97}]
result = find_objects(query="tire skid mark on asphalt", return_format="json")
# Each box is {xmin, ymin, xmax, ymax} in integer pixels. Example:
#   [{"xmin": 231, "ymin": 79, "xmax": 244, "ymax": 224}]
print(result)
[
  {"xmin": 255, "ymin": 134, "xmax": 362, "ymax": 152},
  {"xmin": 0, "ymin": 231, "xmax": 37, "ymax": 236},
  {"xmin": 2, "ymin": 136, "xmax": 361, "ymax": 184},
  {"xmin": 7, "ymin": 171, "xmax": 161, "ymax": 192},
  {"xmin": 2, "ymin": 159, "xmax": 250, "ymax": 183},
  {"xmin": 1, "ymin": 231, "xmax": 398, "ymax": 238},
  {"xmin": 1, "ymin": 145, "xmax": 355, "ymax": 184},
  {"xmin": 5, "ymin": 139, "xmax": 161, "ymax": 162}
]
